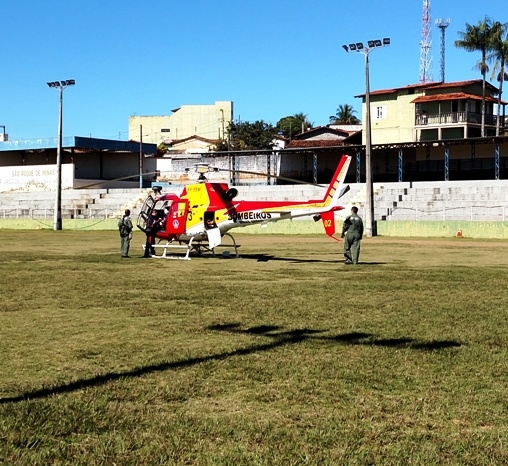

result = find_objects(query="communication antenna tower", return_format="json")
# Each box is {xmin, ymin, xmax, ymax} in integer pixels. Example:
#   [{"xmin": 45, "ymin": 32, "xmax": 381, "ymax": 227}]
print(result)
[
  {"xmin": 436, "ymin": 18, "xmax": 450, "ymax": 82},
  {"xmin": 419, "ymin": 0, "xmax": 433, "ymax": 83}
]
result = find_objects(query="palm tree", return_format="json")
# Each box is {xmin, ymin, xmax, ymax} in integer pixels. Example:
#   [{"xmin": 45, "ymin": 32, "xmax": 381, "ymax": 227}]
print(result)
[
  {"xmin": 455, "ymin": 17, "xmax": 493, "ymax": 137},
  {"xmin": 276, "ymin": 113, "xmax": 313, "ymax": 139},
  {"xmin": 488, "ymin": 21, "xmax": 508, "ymax": 136},
  {"xmin": 329, "ymin": 104, "xmax": 360, "ymax": 125}
]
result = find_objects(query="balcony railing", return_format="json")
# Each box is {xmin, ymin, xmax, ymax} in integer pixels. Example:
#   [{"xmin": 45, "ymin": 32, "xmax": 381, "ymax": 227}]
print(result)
[{"xmin": 415, "ymin": 112, "xmax": 502, "ymax": 127}]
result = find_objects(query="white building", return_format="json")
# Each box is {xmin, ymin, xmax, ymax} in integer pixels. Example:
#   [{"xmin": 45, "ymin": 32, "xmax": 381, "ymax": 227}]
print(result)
[{"xmin": 129, "ymin": 101, "xmax": 233, "ymax": 144}]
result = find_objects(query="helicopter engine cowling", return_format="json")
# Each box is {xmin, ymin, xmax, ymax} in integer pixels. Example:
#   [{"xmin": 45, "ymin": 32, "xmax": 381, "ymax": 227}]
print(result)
[{"xmin": 224, "ymin": 188, "xmax": 238, "ymax": 201}]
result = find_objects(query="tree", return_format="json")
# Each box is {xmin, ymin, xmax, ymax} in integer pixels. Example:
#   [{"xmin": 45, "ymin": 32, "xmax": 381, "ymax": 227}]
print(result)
[
  {"xmin": 156, "ymin": 142, "xmax": 169, "ymax": 157},
  {"xmin": 455, "ymin": 17, "xmax": 494, "ymax": 137},
  {"xmin": 276, "ymin": 113, "xmax": 312, "ymax": 140},
  {"xmin": 487, "ymin": 21, "xmax": 508, "ymax": 136},
  {"xmin": 226, "ymin": 120, "xmax": 278, "ymax": 151},
  {"xmin": 213, "ymin": 138, "xmax": 229, "ymax": 151},
  {"xmin": 329, "ymin": 104, "xmax": 360, "ymax": 125}
]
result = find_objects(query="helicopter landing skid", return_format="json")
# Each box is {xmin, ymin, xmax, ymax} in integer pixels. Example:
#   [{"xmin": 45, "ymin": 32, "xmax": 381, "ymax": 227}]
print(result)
[
  {"xmin": 190, "ymin": 233, "xmax": 241, "ymax": 259},
  {"xmin": 143, "ymin": 233, "xmax": 241, "ymax": 260}
]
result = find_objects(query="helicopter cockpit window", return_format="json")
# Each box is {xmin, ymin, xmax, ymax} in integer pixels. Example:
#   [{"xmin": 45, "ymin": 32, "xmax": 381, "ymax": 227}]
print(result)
[
  {"xmin": 153, "ymin": 200, "xmax": 168, "ymax": 211},
  {"xmin": 138, "ymin": 199, "xmax": 169, "ymax": 232}
]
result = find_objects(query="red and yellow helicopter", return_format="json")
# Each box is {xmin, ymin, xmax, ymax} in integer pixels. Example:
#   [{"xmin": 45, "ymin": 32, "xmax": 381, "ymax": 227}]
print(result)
[{"xmin": 136, "ymin": 154, "xmax": 352, "ymax": 259}]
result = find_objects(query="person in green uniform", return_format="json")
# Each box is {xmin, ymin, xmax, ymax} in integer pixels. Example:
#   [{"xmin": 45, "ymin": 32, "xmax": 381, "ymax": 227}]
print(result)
[
  {"xmin": 118, "ymin": 209, "xmax": 133, "ymax": 258},
  {"xmin": 341, "ymin": 206, "xmax": 364, "ymax": 265}
]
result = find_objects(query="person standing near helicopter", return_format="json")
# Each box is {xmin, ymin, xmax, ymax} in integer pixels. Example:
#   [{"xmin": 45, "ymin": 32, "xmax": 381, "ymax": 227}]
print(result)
[
  {"xmin": 143, "ymin": 209, "xmax": 163, "ymax": 257},
  {"xmin": 341, "ymin": 206, "xmax": 364, "ymax": 265},
  {"xmin": 118, "ymin": 209, "xmax": 133, "ymax": 258}
]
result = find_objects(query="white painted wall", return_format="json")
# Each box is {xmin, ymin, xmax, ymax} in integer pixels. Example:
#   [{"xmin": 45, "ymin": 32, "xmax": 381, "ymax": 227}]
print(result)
[{"xmin": 0, "ymin": 164, "xmax": 75, "ymax": 192}]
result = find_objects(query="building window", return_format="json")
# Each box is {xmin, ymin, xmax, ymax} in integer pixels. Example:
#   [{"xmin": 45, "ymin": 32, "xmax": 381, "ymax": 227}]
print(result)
[{"xmin": 375, "ymin": 106, "xmax": 386, "ymax": 120}]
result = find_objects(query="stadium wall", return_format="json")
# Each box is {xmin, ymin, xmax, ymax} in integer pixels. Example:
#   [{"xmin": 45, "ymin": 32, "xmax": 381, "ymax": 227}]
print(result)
[{"xmin": 0, "ymin": 218, "xmax": 506, "ymax": 239}]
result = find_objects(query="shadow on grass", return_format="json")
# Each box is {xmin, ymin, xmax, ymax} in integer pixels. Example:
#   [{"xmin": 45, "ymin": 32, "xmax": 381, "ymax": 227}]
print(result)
[
  {"xmin": 239, "ymin": 253, "xmax": 386, "ymax": 265},
  {"xmin": 0, "ymin": 323, "xmax": 461, "ymax": 404},
  {"xmin": 212, "ymin": 253, "xmax": 337, "ymax": 264},
  {"xmin": 136, "ymin": 253, "xmax": 337, "ymax": 263},
  {"xmin": 114, "ymin": 253, "xmax": 386, "ymax": 265},
  {"xmin": 210, "ymin": 324, "xmax": 462, "ymax": 351}
]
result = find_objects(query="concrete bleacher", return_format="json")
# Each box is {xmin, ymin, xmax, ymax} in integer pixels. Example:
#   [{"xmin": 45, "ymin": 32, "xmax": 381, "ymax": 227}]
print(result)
[
  {"xmin": 373, "ymin": 180, "xmax": 508, "ymax": 222},
  {"xmin": 0, "ymin": 179, "xmax": 507, "ymax": 223},
  {"xmin": 0, "ymin": 188, "xmax": 152, "ymax": 219}
]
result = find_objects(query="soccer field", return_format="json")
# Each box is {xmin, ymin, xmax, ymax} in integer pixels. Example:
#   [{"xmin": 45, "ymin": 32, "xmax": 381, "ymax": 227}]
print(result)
[{"xmin": 1, "ymin": 231, "xmax": 507, "ymax": 465}]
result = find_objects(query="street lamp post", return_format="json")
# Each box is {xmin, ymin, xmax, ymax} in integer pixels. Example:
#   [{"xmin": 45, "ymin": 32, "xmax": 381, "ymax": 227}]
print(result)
[
  {"xmin": 342, "ymin": 39, "xmax": 390, "ymax": 237},
  {"xmin": 47, "ymin": 79, "xmax": 75, "ymax": 230},
  {"xmin": 139, "ymin": 125, "xmax": 143, "ymax": 189}
]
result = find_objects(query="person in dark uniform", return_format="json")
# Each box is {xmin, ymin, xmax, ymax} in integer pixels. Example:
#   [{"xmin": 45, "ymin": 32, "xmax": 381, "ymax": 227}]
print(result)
[
  {"xmin": 341, "ymin": 206, "xmax": 364, "ymax": 265},
  {"xmin": 143, "ymin": 210, "xmax": 162, "ymax": 258},
  {"xmin": 118, "ymin": 209, "xmax": 133, "ymax": 258}
]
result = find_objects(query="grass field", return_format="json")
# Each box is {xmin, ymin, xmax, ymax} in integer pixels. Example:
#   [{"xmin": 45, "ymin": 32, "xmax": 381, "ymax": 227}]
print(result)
[{"xmin": 1, "ymin": 230, "xmax": 507, "ymax": 465}]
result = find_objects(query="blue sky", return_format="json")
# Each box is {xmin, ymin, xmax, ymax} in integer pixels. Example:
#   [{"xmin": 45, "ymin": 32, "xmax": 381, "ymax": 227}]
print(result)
[{"xmin": 1, "ymin": 0, "xmax": 506, "ymax": 141}]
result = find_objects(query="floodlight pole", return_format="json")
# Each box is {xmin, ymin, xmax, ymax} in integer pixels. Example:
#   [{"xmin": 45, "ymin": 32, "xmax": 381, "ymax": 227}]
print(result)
[
  {"xmin": 139, "ymin": 125, "xmax": 143, "ymax": 188},
  {"xmin": 47, "ymin": 80, "xmax": 75, "ymax": 231},
  {"xmin": 364, "ymin": 48, "xmax": 375, "ymax": 237},
  {"xmin": 342, "ymin": 39, "xmax": 390, "ymax": 237}
]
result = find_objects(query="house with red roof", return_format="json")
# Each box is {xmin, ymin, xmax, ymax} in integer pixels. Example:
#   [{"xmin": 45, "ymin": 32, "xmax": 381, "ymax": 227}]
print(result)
[
  {"xmin": 355, "ymin": 79, "xmax": 506, "ymax": 144},
  {"xmin": 285, "ymin": 125, "xmax": 361, "ymax": 149}
]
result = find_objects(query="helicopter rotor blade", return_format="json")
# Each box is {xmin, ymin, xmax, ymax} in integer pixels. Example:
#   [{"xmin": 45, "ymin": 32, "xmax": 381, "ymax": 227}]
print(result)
[
  {"xmin": 72, "ymin": 165, "xmax": 328, "ymax": 191},
  {"xmin": 70, "ymin": 170, "xmax": 163, "ymax": 190},
  {"xmin": 212, "ymin": 167, "xmax": 325, "ymax": 188}
]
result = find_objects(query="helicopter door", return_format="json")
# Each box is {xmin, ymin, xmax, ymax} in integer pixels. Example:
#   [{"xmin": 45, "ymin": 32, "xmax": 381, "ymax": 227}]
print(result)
[
  {"xmin": 166, "ymin": 200, "xmax": 188, "ymax": 234},
  {"xmin": 206, "ymin": 227, "xmax": 222, "ymax": 249},
  {"xmin": 137, "ymin": 195, "xmax": 156, "ymax": 232},
  {"xmin": 204, "ymin": 212, "xmax": 221, "ymax": 248}
]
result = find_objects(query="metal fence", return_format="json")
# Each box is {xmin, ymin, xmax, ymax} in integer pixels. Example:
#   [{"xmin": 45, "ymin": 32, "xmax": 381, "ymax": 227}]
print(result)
[
  {"xmin": 0, "ymin": 207, "xmax": 118, "ymax": 220},
  {"xmin": 386, "ymin": 204, "xmax": 507, "ymax": 222}
]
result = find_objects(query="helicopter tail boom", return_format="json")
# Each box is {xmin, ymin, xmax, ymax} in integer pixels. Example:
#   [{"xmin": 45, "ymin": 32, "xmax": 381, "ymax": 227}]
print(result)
[{"xmin": 321, "ymin": 155, "xmax": 352, "ymax": 207}]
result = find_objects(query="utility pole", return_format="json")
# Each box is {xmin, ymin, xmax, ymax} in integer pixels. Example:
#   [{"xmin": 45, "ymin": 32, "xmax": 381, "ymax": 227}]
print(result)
[
  {"xmin": 139, "ymin": 125, "xmax": 143, "ymax": 188},
  {"xmin": 220, "ymin": 108, "xmax": 225, "ymax": 139},
  {"xmin": 47, "ymin": 79, "xmax": 75, "ymax": 231}
]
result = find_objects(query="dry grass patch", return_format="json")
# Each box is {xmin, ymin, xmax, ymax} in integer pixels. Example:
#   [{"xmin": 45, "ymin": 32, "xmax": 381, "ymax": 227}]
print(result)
[{"xmin": 1, "ymin": 231, "xmax": 507, "ymax": 465}]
